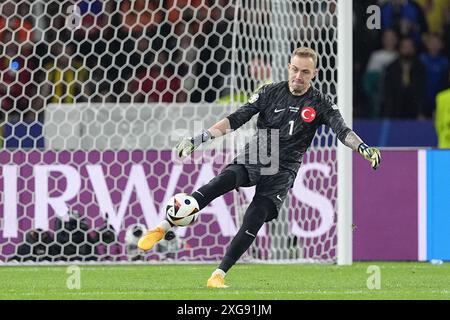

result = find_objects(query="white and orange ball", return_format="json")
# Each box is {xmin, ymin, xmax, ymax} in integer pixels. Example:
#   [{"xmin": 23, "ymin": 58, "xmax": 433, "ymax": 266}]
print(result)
[{"xmin": 165, "ymin": 193, "xmax": 199, "ymax": 227}]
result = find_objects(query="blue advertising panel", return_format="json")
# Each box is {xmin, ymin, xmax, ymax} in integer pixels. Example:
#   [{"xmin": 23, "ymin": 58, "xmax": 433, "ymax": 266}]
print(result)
[{"xmin": 427, "ymin": 151, "xmax": 450, "ymax": 260}]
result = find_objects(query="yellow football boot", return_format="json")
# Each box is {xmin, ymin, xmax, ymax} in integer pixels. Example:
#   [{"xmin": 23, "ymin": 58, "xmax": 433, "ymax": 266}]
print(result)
[
  {"xmin": 207, "ymin": 274, "xmax": 228, "ymax": 288},
  {"xmin": 137, "ymin": 227, "xmax": 165, "ymax": 252}
]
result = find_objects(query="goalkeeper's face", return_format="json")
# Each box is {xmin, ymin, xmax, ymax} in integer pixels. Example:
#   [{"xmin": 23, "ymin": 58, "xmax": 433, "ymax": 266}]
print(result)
[{"xmin": 288, "ymin": 56, "xmax": 317, "ymax": 95}]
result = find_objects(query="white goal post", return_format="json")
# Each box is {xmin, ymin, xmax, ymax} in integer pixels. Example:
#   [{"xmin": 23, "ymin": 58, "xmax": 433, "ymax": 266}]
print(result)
[{"xmin": 337, "ymin": 0, "xmax": 353, "ymax": 266}]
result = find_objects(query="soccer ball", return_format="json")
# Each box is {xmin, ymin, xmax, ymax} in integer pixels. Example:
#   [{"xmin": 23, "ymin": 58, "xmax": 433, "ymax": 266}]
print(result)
[
  {"xmin": 124, "ymin": 223, "xmax": 147, "ymax": 260},
  {"xmin": 165, "ymin": 193, "xmax": 199, "ymax": 227}
]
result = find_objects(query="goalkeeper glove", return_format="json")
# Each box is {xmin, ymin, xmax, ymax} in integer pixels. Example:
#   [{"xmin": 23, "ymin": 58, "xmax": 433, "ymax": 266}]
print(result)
[
  {"xmin": 358, "ymin": 143, "xmax": 381, "ymax": 170},
  {"xmin": 176, "ymin": 129, "xmax": 212, "ymax": 158}
]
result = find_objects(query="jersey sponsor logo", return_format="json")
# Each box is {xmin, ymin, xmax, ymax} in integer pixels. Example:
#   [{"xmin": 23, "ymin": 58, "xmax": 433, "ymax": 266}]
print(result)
[
  {"xmin": 248, "ymin": 93, "xmax": 259, "ymax": 104},
  {"xmin": 301, "ymin": 107, "xmax": 316, "ymax": 123},
  {"xmin": 289, "ymin": 106, "xmax": 300, "ymax": 112},
  {"xmin": 274, "ymin": 108, "xmax": 286, "ymax": 113}
]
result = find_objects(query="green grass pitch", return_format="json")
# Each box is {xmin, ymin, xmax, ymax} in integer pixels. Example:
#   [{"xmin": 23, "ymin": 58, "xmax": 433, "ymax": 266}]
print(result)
[{"xmin": 0, "ymin": 262, "xmax": 449, "ymax": 300}]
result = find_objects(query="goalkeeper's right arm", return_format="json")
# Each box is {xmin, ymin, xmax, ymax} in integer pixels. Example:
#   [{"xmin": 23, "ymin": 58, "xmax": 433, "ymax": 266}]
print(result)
[
  {"xmin": 175, "ymin": 118, "xmax": 231, "ymax": 158},
  {"xmin": 176, "ymin": 83, "xmax": 269, "ymax": 158}
]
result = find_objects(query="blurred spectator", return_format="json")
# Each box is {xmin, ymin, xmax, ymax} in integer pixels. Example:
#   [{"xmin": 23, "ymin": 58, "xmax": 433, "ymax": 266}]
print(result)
[
  {"xmin": 166, "ymin": 0, "xmax": 232, "ymax": 103},
  {"xmin": 381, "ymin": 37, "xmax": 427, "ymax": 118},
  {"xmin": 166, "ymin": 19, "xmax": 203, "ymax": 101},
  {"xmin": 353, "ymin": 0, "xmax": 383, "ymax": 119},
  {"xmin": 74, "ymin": 1, "xmax": 112, "ymax": 54},
  {"xmin": 72, "ymin": 1, "xmax": 116, "ymax": 103},
  {"xmin": 113, "ymin": 0, "xmax": 169, "ymax": 102},
  {"xmin": 381, "ymin": 0, "xmax": 429, "ymax": 49},
  {"xmin": 0, "ymin": 4, "xmax": 43, "ymax": 148},
  {"xmin": 0, "ymin": 12, "xmax": 33, "ymax": 44},
  {"xmin": 42, "ymin": 44, "xmax": 88, "ymax": 104},
  {"xmin": 78, "ymin": 0, "xmax": 105, "ymax": 30},
  {"xmin": 218, "ymin": 55, "xmax": 272, "ymax": 104},
  {"xmin": 120, "ymin": 0, "xmax": 165, "ymax": 36},
  {"xmin": 0, "ymin": 41, "xmax": 34, "ymax": 117},
  {"xmin": 128, "ymin": 63, "xmax": 187, "ymax": 103},
  {"xmin": 249, "ymin": 55, "xmax": 273, "ymax": 90},
  {"xmin": 363, "ymin": 29, "xmax": 399, "ymax": 118},
  {"xmin": 420, "ymin": 33, "xmax": 449, "ymax": 118},
  {"xmin": 416, "ymin": 0, "xmax": 450, "ymax": 34},
  {"xmin": 85, "ymin": 81, "xmax": 117, "ymax": 103},
  {"xmin": 166, "ymin": 0, "xmax": 209, "ymax": 24},
  {"xmin": 442, "ymin": 7, "xmax": 450, "ymax": 61},
  {"xmin": 435, "ymin": 71, "xmax": 450, "ymax": 147}
]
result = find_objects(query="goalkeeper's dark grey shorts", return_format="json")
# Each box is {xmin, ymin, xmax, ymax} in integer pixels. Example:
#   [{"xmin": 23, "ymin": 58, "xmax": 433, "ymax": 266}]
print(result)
[{"xmin": 223, "ymin": 164, "xmax": 296, "ymax": 222}]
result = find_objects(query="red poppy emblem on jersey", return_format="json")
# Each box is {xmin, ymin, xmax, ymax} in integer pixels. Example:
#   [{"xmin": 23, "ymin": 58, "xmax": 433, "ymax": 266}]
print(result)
[{"xmin": 301, "ymin": 107, "xmax": 316, "ymax": 123}]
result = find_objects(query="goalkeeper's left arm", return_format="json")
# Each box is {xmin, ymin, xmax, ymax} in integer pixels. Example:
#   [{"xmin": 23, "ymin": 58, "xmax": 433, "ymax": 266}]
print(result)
[
  {"xmin": 344, "ymin": 131, "xmax": 381, "ymax": 170},
  {"xmin": 321, "ymin": 104, "xmax": 381, "ymax": 170}
]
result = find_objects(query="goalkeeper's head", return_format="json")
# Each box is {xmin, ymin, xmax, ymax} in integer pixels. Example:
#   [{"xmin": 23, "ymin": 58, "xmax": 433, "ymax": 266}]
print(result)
[{"xmin": 288, "ymin": 47, "xmax": 318, "ymax": 96}]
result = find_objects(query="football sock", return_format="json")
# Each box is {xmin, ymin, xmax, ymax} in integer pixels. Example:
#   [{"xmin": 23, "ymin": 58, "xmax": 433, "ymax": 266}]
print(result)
[
  {"xmin": 218, "ymin": 196, "xmax": 273, "ymax": 273},
  {"xmin": 211, "ymin": 269, "xmax": 226, "ymax": 278},
  {"xmin": 156, "ymin": 219, "xmax": 172, "ymax": 232}
]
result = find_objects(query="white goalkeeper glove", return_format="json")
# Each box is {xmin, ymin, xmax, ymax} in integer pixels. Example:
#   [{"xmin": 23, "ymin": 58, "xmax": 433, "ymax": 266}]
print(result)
[
  {"xmin": 175, "ymin": 129, "xmax": 213, "ymax": 158},
  {"xmin": 358, "ymin": 143, "xmax": 381, "ymax": 170}
]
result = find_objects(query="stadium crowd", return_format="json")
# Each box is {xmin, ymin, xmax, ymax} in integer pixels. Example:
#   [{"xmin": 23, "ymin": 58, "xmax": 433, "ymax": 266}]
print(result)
[
  {"xmin": 0, "ymin": 0, "xmax": 234, "ymax": 147},
  {"xmin": 0, "ymin": 0, "xmax": 450, "ymax": 148},
  {"xmin": 355, "ymin": 0, "xmax": 450, "ymax": 120}
]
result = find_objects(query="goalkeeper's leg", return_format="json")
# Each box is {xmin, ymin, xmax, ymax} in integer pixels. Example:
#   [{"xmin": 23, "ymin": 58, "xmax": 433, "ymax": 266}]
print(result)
[
  {"xmin": 138, "ymin": 165, "xmax": 250, "ymax": 252},
  {"xmin": 191, "ymin": 164, "xmax": 250, "ymax": 210},
  {"xmin": 207, "ymin": 195, "xmax": 275, "ymax": 288}
]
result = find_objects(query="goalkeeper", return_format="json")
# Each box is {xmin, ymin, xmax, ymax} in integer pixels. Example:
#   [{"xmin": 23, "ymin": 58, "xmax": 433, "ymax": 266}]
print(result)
[{"xmin": 138, "ymin": 47, "xmax": 381, "ymax": 288}]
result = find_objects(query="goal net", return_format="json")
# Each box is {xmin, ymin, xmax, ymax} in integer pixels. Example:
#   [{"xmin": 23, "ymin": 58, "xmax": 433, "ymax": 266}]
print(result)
[{"xmin": 0, "ymin": 0, "xmax": 341, "ymax": 264}]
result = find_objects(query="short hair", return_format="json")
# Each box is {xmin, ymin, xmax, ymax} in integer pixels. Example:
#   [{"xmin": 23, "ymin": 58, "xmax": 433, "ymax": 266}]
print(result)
[{"xmin": 291, "ymin": 47, "xmax": 318, "ymax": 67}]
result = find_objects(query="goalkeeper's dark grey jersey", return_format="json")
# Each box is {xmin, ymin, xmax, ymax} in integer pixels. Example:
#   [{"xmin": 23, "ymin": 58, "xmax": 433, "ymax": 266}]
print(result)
[{"xmin": 226, "ymin": 81, "xmax": 352, "ymax": 175}]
